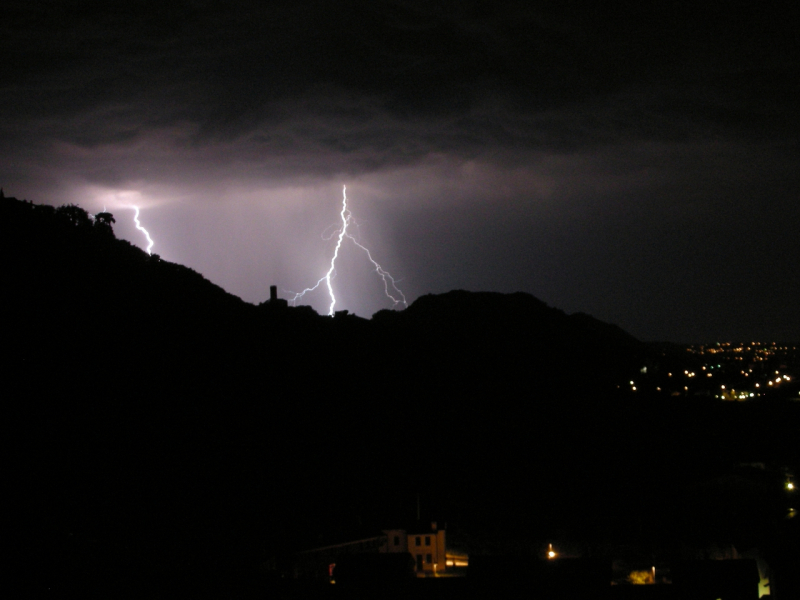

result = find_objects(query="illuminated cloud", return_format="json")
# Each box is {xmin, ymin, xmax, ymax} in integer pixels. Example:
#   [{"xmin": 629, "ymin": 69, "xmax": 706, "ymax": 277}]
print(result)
[{"xmin": 1, "ymin": 2, "xmax": 797, "ymax": 338}]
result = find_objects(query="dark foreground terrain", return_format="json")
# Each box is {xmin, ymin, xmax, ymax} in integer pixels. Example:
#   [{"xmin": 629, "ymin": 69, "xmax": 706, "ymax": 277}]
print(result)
[{"xmin": 4, "ymin": 195, "xmax": 798, "ymax": 597}]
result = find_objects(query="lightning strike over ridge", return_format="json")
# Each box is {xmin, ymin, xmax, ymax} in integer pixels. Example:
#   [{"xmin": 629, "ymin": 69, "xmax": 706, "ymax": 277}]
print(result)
[
  {"xmin": 130, "ymin": 206, "xmax": 154, "ymax": 255},
  {"xmin": 290, "ymin": 186, "xmax": 407, "ymax": 316}
]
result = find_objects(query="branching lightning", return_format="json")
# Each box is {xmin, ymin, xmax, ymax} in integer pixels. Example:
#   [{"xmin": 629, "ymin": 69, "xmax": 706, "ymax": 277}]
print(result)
[
  {"xmin": 290, "ymin": 186, "xmax": 406, "ymax": 316},
  {"xmin": 131, "ymin": 206, "xmax": 154, "ymax": 255}
]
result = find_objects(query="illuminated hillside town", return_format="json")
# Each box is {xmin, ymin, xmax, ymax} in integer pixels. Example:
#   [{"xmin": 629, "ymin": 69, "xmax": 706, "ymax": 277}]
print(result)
[{"xmin": 621, "ymin": 343, "xmax": 799, "ymax": 400}]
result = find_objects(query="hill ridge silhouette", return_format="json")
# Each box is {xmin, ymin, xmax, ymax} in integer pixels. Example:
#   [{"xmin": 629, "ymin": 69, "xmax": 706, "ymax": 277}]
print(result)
[
  {"xmin": 15, "ymin": 193, "xmax": 796, "ymax": 598},
  {"xmin": 2, "ymin": 193, "xmax": 649, "ymax": 388}
]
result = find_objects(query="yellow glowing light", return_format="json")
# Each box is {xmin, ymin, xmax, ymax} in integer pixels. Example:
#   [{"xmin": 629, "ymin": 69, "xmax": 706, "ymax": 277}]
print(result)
[
  {"xmin": 547, "ymin": 543, "xmax": 556, "ymax": 559},
  {"xmin": 788, "ymin": 482, "xmax": 795, "ymax": 491},
  {"xmin": 628, "ymin": 570, "xmax": 654, "ymax": 585}
]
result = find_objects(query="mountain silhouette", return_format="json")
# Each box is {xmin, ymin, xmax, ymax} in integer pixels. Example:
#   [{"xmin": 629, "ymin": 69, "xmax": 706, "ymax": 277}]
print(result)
[{"xmin": 5, "ymin": 194, "xmax": 797, "ymax": 598}]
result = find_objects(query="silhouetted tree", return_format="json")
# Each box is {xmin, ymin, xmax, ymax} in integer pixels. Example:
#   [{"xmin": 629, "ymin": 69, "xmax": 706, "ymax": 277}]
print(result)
[
  {"xmin": 93, "ymin": 211, "xmax": 116, "ymax": 237},
  {"xmin": 56, "ymin": 204, "xmax": 92, "ymax": 228}
]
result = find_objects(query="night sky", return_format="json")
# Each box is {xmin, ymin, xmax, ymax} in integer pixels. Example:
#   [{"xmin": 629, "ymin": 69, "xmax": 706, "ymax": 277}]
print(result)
[{"xmin": 2, "ymin": 1, "xmax": 798, "ymax": 342}]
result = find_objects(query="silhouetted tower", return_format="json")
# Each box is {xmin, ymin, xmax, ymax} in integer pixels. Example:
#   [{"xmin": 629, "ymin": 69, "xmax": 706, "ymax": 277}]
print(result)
[{"xmin": 263, "ymin": 285, "xmax": 287, "ymax": 309}]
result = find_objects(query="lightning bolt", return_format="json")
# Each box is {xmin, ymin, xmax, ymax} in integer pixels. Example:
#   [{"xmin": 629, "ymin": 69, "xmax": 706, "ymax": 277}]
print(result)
[
  {"xmin": 290, "ymin": 186, "xmax": 406, "ymax": 316},
  {"xmin": 130, "ymin": 206, "xmax": 154, "ymax": 255}
]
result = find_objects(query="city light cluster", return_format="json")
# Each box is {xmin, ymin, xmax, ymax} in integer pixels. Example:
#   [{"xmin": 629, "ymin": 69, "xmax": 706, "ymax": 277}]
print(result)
[{"xmin": 622, "ymin": 342, "xmax": 798, "ymax": 401}]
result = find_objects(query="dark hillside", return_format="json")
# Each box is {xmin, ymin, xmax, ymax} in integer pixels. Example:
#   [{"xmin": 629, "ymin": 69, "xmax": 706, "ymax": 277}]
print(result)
[{"xmin": 4, "ymin": 194, "xmax": 797, "ymax": 597}]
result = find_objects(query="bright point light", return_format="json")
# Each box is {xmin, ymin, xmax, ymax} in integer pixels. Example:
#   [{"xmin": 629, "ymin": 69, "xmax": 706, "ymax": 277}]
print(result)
[
  {"xmin": 788, "ymin": 483, "xmax": 795, "ymax": 491},
  {"xmin": 290, "ymin": 186, "xmax": 406, "ymax": 316}
]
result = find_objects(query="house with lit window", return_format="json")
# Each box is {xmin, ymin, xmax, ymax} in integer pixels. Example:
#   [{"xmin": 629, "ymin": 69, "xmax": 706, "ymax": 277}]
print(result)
[
  {"xmin": 285, "ymin": 521, "xmax": 467, "ymax": 580},
  {"xmin": 406, "ymin": 523, "xmax": 446, "ymax": 575}
]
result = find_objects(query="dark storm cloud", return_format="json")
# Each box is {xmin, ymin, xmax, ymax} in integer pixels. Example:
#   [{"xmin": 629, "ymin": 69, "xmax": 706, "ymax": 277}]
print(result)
[
  {"xmin": 2, "ymin": 1, "xmax": 798, "ymax": 339},
  {"xmin": 5, "ymin": 1, "xmax": 795, "ymax": 154}
]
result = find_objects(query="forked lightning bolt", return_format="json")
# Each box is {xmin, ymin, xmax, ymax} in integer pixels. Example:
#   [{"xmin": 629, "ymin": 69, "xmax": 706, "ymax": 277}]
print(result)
[
  {"xmin": 290, "ymin": 186, "xmax": 406, "ymax": 316},
  {"xmin": 131, "ymin": 206, "xmax": 154, "ymax": 255}
]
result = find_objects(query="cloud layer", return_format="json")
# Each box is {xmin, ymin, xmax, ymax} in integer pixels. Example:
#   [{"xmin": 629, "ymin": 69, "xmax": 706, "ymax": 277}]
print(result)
[{"xmin": 2, "ymin": 1, "xmax": 798, "ymax": 340}]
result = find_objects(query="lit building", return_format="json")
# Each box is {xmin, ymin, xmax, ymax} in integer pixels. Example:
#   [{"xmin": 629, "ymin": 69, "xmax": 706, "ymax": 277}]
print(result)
[
  {"xmin": 290, "ymin": 522, "xmax": 466, "ymax": 580},
  {"xmin": 405, "ymin": 523, "xmax": 447, "ymax": 575}
]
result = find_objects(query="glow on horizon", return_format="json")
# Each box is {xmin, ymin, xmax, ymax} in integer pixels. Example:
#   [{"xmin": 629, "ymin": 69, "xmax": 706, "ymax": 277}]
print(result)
[{"xmin": 290, "ymin": 186, "xmax": 406, "ymax": 316}]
